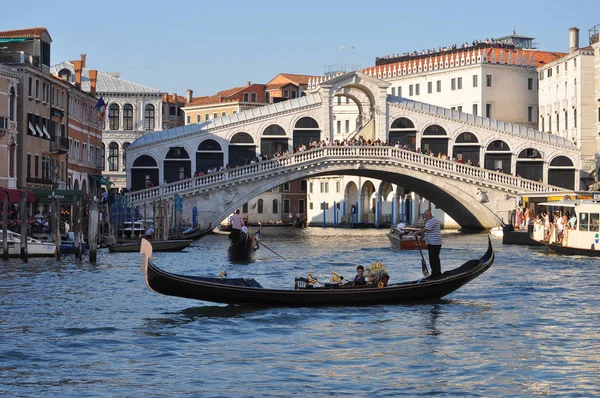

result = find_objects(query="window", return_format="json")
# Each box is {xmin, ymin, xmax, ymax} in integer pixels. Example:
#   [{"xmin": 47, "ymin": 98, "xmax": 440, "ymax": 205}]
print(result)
[
  {"xmin": 528, "ymin": 106, "xmax": 534, "ymax": 122},
  {"xmin": 298, "ymin": 199, "xmax": 305, "ymax": 214},
  {"xmin": 283, "ymin": 90, "xmax": 289, "ymax": 98},
  {"xmin": 556, "ymin": 65, "xmax": 559, "ymax": 74},
  {"xmin": 346, "ymin": 97, "xmax": 350, "ymax": 104},
  {"xmin": 451, "ymin": 78, "xmax": 456, "ymax": 90},
  {"xmin": 266, "ymin": 92, "xmax": 271, "ymax": 103},
  {"xmin": 486, "ymin": 104, "xmax": 492, "ymax": 118},
  {"xmin": 35, "ymin": 79, "xmax": 39, "ymax": 99},
  {"xmin": 541, "ymin": 116, "xmax": 545, "ymax": 132},
  {"xmin": 205, "ymin": 113, "xmax": 209, "ymax": 121},
  {"xmin": 556, "ymin": 113, "xmax": 560, "ymax": 132},
  {"xmin": 300, "ymin": 180, "xmax": 307, "ymax": 192},
  {"xmin": 336, "ymin": 120, "xmax": 341, "ymax": 134},
  {"xmin": 283, "ymin": 182, "xmax": 290, "ymax": 191},
  {"xmin": 309, "ymin": 182, "xmax": 313, "ymax": 193},
  {"xmin": 336, "ymin": 181, "xmax": 340, "ymax": 193},
  {"xmin": 539, "ymin": 71, "xmax": 544, "ymax": 81},
  {"xmin": 109, "ymin": 104, "xmax": 119, "ymax": 130},
  {"xmin": 549, "ymin": 115, "xmax": 552, "ymax": 131},
  {"xmin": 243, "ymin": 93, "xmax": 249, "ymax": 101},
  {"xmin": 9, "ymin": 87, "xmax": 16, "ymax": 121},
  {"xmin": 320, "ymin": 182, "xmax": 324, "ymax": 193},
  {"xmin": 123, "ymin": 104, "xmax": 133, "ymax": 130},
  {"xmin": 547, "ymin": 68, "xmax": 552, "ymax": 78},
  {"xmin": 428, "ymin": 81, "xmax": 432, "ymax": 94},
  {"xmin": 472, "ymin": 104, "xmax": 478, "ymax": 116},
  {"xmin": 320, "ymin": 202, "xmax": 329, "ymax": 210},
  {"xmin": 409, "ymin": 85, "xmax": 413, "ymax": 96},
  {"xmin": 186, "ymin": 115, "xmax": 190, "ymax": 124},
  {"xmin": 309, "ymin": 202, "xmax": 313, "ymax": 210},
  {"xmin": 284, "ymin": 199, "xmax": 291, "ymax": 214},
  {"xmin": 325, "ymin": 182, "xmax": 329, "ymax": 193},
  {"xmin": 528, "ymin": 78, "xmax": 534, "ymax": 90},
  {"xmin": 457, "ymin": 77, "xmax": 462, "ymax": 90},
  {"xmin": 213, "ymin": 113, "xmax": 217, "ymax": 119},
  {"xmin": 42, "ymin": 83, "xmax": 47, "ymax": 102},
  {"xmin": 565, "ymin": 61, "xmax": 568, "ymax": 71},
  {"xmin": 565, "ymin": 110, "xmax": 568, "ymax": 130},
  {"xmin": 457, "ymin": 106, "xmax": 462, "ymax": 112},
  {"xmin": 415, "ymin": 84, "xmax": 420, "ymax": 95},
  {"xmin": 144, "ymin": 104, "xmax": 155, "ymax": 130},
  {"xmin": 574, "ymin": 58, "xmax": 577, "ymax": 68},
  {"xmin": 473, "ymin": 75, "xmax": 478, "ymax": 87},
  {"xmin": 27, "ymin": 154, "xmax": 31, "ymax": 178},
  {"xmin": 398, "ymin": 86, "xmax": 402, "ymax": 97},
  {"xmin": 122, "ymin": 142, "xmax": 130, "ymax": 169},
  {"xmin": 251, "ymin": 92, "xmax": 256, "ymax": 102},
  {"xmin": 221, "ymin": 112, "xmax": 226, "ymax": 117},
  {"xmin": 272, "ymin": 199, "xmax": 278, "ymax": 214},
  {"xmin": 28, "ymin": 77, "xmax": 32, "ymax": 97},
  {"xmin": 391, "ymin": 87, "xmax": 396, "ymax": 96},
  {"xmin": 574, "ymin": 108, "xmax": 577, "ymax": 128},
  {"xmin": 337, "ymin": 96, "xmax": 341, "ymax": 105},
  {"xmin": 292, "ymin": 91, "xmax": 297, "ymax": 98},
  {"xmin": 108, "ymin": 143, "xmax": 119, "ymax": 171},
  {"xmin": 34, "ymin": 155, "xmax": 39, "ymax": 177},
  {"xmin": 257, "ymin": 199, "xmax": 263, "ymax": 214},
  {"xmin": 243, "ymin": 203, "xmax": 248, "ymax": 213},
  {"xmin": 486, "ymin": 75, "xmax": 492, "ymax": 87}
]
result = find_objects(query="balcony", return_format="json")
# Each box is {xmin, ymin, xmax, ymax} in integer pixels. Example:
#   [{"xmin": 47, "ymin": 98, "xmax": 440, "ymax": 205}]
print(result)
[
  {"xmin": 0, "ymin": 50, "xmax": 41, "ymax": 68},
  {"xmin": 50, "ymin": 136, "xmax": 69, "ymax": 154}
]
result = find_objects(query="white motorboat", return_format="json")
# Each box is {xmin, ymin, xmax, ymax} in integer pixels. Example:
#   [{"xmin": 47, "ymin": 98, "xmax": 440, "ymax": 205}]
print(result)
[{"xmin": 0, "ymin": 230, "xmax": 56, "ymax": 257}]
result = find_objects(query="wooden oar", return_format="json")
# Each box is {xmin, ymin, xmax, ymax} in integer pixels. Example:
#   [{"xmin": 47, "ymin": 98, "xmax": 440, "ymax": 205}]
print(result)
[
  {"xmin": 256, "ymin": 239, "xmax": 286, "ymax": 260},
  {"xmin": 415, "ymin": 236, "xmax": 430, "ymax": 277}
]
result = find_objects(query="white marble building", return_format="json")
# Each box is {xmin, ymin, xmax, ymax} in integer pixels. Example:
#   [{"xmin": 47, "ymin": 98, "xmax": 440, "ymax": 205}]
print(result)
[
  {"xmin": 51, "ymin": 57, "xmax": 165, "ymax": 190},
  {"xmin": 537, "ymin": 27, "xmax": 596, "ymax": 177}
]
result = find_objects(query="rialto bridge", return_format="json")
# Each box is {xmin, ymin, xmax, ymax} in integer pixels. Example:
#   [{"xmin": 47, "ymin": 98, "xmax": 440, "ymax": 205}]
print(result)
[{"xmin": 126, "ymin": 71, "xmax": 580, "ymax": 230}]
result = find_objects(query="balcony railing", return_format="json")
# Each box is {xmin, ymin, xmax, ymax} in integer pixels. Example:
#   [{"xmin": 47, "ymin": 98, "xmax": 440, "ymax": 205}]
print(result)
[
  {"xmin": 26, "ymin": 177, "xmax": 53, "ymax": 185},
  {"xmin": 0, "ymin": 50, "xmax": 41, "ymax": 68},
  {"xmin": 50, "ymin": 136, "xmax": 69, "ymax": 154}
]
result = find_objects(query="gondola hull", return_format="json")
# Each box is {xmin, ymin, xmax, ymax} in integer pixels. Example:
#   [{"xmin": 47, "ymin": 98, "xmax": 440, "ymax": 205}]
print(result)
[
  {"xmin": 110, "ymin": 239, "xmax": 192, "ymax": 253},
  {"xmin": 228, "ymin": 231, "xmax": 258, "ymax": 262},
  {"xmin": 142, "ymin": 238, "xmax": 494, "ymax": 306}
]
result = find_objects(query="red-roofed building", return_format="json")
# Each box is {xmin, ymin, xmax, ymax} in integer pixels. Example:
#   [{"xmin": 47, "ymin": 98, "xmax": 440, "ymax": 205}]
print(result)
[
  {"xmin": 265, "ymin": 73, "xmax": 313, "ymax": 102},
  {"xmin": 182, "ymin": 82, "xmax": 267, "ymax": 125}
]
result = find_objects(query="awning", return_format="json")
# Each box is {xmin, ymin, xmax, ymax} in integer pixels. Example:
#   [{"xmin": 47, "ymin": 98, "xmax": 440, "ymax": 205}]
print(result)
[
  {"xmin": 0, "ymin": 188, "xmax": 35, "ymax": 203},
  {"xmin": 0, "ymin": 38, "xmax": 27, "ymax": 43},
  {"xmin": 35, "ymin": 124, "xmax": 43, "ymax": 137},
  {"xmin": 42, "ymin": 125, "xmax": 51, "ymax": 139},
  {"xmin": 537, "ymin": 201, "xmax": 577, "ymax": 207},
  {"xmin": 31, "ymin": 189, "xmax": 86, "ymax": 204},
  {"xmin": 28, "ymin": 121, "xmax": 36, "ymax": 136},
  {"xmin": 89, "ymin": 175, "xmax": 113, "ymax": 186}
]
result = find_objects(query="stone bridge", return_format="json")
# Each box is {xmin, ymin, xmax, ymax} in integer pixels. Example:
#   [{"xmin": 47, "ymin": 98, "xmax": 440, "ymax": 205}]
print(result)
[{"xmin": 129, "ymin": 146, "xmax": 565, "ymax": 230}]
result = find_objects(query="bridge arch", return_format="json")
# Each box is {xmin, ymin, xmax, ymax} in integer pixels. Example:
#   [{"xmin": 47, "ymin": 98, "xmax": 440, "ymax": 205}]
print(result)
[
  {"xmin": 131, "ymin": 154, "xmax": 159, "ymax": 190},
  {"xmin": 452, "ymin": 131, "xmax": 480, "ymax": 165},
  {"xmin": 292, "ymin": 117, "xmax": 320, "ymax": 151},
  {"xmin": 484, "ymin": 139, "xmax": 512, "ymax": 173},
  {"xmin": 516, "ymin": 147, "xmax": 543, "ymax": 181},
  {"xmin": 344, "ymin": 181, "xmax": 358, "ymax": 220},
  {"xmin": 548, "ymin": 155, "xmax": 575, "ymax": 190},
  {"xmin": 389, "ymin": 117, "xmax": 417, "ymax": 150},
  {"xmin": 196, "ymin": 139, "xmax": 223, "ymax": 174},
  {"xmin": 260, "ymin": 124, "xmax": 289, "ymax": 157},
  {"xmin": 229, "ymin": 132, "xmax": 256, "ymax": 167},
  {"xmin": 360, "ymin": 180, "xmax": 377, "ymax": 222},
  {"xmin": 164, "ymin": 146, "xmax": 191, "ymax": 183},
  {"xmin": 421, "ymin": 124, "xmax": 449, "ymax": 155}
]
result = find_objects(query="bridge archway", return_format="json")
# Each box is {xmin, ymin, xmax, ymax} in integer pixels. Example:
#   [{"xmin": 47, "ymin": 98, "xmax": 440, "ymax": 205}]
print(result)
[
  {"xmin": 421, "ymin": 124, "xmax": 448, "ymax": 155},
  {"xmin": 485, "ymin": 140, "xmax": 512, "ymax": 173},
  {"xmin": 196, "ymin": 139, "xmax": 223, "ymax": 174},
  {"xmin": 389, "ymin": 117, "xmax": 417, "ymax": 150},
  {"xmin": 293, "ymin": 117, "xmax": 320, "ymax": 151},
  {"xmin": 548, "ymin": 155, "xmax": 575, "ymax": 190},
  {"xmin": 164, "ymin": 147, "xmax": 191, "ymax": 183},
  {"xmin": 260, "ymin": 124, "xmax": 288, "ymax": 157},
  {"xmin": 453, "ymin": 132, "xmax": 480, "ymax": 165},
  {"xmin": 516, "ymin": 148, "xmax": 543, "ymax": 181},
  {"xmin": 360, "ymin": 180, "xmax": 376, "ymax": 222},
  {"xmin": 131, "ymin": 155, "xmax": 159, "ymax": 190},
  {"xmin": 229, "ymin": 132, "xmax": 256, "ymax": 167}
]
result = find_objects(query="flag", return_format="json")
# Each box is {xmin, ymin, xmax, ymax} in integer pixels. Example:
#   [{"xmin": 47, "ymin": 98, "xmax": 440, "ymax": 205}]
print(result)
[{"xmin": 95, "ymin": 97, "xmax": 107, "ymax": 120}]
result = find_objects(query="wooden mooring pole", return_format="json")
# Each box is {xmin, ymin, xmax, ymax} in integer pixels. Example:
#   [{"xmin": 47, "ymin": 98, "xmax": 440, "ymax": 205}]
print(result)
[
  {"xmin": 2, "ymin": 195, "xmax": 8, "ymax": 260},
  {"xmin": 20, "ymin": 193, "xmax": 28, "ymax": 262},
  {"xmin": 88, "ymin": 199, "xmax": 99, "ymax": 263},
  {"xmin": 51, "ymin": 196, "xmax": 61, "ymax": 259}
]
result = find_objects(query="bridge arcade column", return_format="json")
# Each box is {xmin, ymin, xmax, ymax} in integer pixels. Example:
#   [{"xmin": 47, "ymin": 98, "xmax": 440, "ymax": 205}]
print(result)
[
  {"xmin": 320, "ymin": 85, "xmax": 335, "ymax": 141},
  {"xmin": 357, "ymin": 193, "xmax": 364, "ymax": 223},
  {"xmin": 375, "ymin": 192, "xmax": 382, "ymax": 228}
]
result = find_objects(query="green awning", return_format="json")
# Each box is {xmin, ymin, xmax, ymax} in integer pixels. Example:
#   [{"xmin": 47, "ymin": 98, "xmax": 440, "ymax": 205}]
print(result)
[
  {"xmin": 89, "ymin": 175, "xmax": 113, "ymax": 186},
  {"xmin": 0, "ymin": 38, "xmax": 28, "ymax": 43},
  {"xmin": 32, "ymin": 189, "xmax": 86, "ymax": 203}
]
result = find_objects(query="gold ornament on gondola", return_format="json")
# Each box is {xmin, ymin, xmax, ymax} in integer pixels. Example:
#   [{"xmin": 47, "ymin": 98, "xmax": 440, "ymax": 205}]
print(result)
[
  {"xmin": 219, "ymin": 271, "xmax": 227, "ymax": 279},
  {"xmin": 331, "ymin": 271, "xmax": 343, "ymax": 283},
  {"xmin": 368, "ymin": 260, "xmax": 387, "ymax": 273}
]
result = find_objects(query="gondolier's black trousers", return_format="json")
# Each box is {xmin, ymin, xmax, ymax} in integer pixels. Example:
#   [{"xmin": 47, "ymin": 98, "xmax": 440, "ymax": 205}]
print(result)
[{"xmin": 427, "ymin": 244, "xmax": 442, "ymax": 276}]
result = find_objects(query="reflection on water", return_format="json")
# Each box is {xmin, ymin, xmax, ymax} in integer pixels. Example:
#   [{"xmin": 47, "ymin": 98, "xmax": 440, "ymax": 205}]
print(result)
[{"xmin": 1, "ymin": 227, "xmax": 599, "ymax": 396}]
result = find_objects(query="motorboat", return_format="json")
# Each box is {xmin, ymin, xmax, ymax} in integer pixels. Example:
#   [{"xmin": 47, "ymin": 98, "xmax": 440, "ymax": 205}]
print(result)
[
  {"xmin": 0, "ymin": 230, "xmax": 56, "ymax": 257},
  {"xmin": 386, "ymin": 227, "xmax": 427, "ymax": 250}
]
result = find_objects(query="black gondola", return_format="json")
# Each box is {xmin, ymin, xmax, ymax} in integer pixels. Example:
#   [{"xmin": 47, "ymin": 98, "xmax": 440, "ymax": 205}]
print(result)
[
  {"xmin": 228, "ymin": 230, "xmax": 259, "ymax": 262},
  {"xmin": 170, "ymin": 223, "xmax": 214, "ymax": 241},
  {"xmin": 141, "ymin": 237, "xmax": 494, "ymax": 306}
]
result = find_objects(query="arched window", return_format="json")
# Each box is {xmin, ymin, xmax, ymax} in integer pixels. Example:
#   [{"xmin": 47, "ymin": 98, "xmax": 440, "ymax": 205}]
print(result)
[
  {"xmin": 123, "ymin": 104, "xmax": 133, "ymax": 130},
  {"xmin": 9, "ymin": 87, "xmax": 16, "ymax": 121},
  {"xmin": 101, "ymin": 143, "xmax": 105, "ymax": 171},
  {"xmin": 108, "ymin": 142, "xmax": 119, "ymax": 171},
  {"xmin": 272, "ymin": 199, "xmax": 278, "ymax": 214},
  {"xmin": 144, "ymin": 104, "xmax": 155, "ymax": 131},
  {"xmin": 390, "ymin": 117, "xmax": 415, "ymax": 129},
  {"xmin": 257, "ymin": 199, "xmax": 264, "ymax": 214},
  {"xmin": 109, "ymin": 104, "xmax": 120, "ymax": 130},
  {"xmin": 122, "ymin": 142, "xmax": 130, "ymax": 168}
]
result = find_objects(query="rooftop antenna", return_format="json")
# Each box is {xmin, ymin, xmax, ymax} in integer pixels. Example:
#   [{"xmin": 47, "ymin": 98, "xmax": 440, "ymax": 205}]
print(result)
[
  {"xmin": 339, "ymin": 45, "xmax": 344, "ymax": 64},
  {"xmin": 513, "ymin": 26, "xmax": 516, "ymax": 35}
]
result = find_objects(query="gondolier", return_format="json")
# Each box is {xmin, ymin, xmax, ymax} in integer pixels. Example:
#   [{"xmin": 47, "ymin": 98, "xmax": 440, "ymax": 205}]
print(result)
[
  {"xmin": 415, "ymin": 209, "xmax": 442, "ymax": 277},
  {"xmin": 230, "ymin": 209, "xmax": 244, "ymax": 242}
]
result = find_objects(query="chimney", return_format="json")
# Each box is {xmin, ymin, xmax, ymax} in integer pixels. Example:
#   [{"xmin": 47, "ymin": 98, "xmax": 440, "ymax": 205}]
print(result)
[
  {"xmin": 247, "ymin": 81, "xmax": 251, "ymax": 86},
  {"xmin": 89, "ymin": 70, "xmax": 98, "ymax": 97},
  {"xmin": 72, "ymin": 60, "xmax": 82, "ymax": 89},
  {"xmin": 172, "ymin": 93, "xmax": 177, "ymax": 102},
  {"xmin": 569, "ymin": 27, "xmax": 580, "ymax": 53},
  {"xmin": 186, "ymin": 89, "xmax": 193, "ymax": 104},
  {"xmin": 80, "ymin": 54, "xmax": 87, "ymax": 68}
]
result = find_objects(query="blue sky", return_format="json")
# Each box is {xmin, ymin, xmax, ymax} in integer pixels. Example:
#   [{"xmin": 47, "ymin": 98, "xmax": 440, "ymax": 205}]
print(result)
[{"xmin": 4, "ymin": 0, "xmax": 598, "ymax": 96}]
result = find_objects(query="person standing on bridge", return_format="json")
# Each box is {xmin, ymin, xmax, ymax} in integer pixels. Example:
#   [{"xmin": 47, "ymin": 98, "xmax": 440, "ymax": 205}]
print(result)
[{"xmin": 415, "ymin": 209, "xmax": 443, "ymax": 278}]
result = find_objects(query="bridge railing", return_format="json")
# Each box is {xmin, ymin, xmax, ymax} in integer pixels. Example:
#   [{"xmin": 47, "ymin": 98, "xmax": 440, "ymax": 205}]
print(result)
[{"xmin": 130, "ymin": 146, "xmax": 559, "ymax": 203}]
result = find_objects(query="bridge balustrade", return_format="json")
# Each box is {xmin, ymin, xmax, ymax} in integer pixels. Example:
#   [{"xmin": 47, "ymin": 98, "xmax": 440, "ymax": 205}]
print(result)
[{"xmin": 130, "ymin": 146, "xmax": 559, "ymax": 204}]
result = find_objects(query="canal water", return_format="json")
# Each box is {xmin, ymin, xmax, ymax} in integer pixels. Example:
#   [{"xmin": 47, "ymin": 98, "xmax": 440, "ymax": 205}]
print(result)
[{"xmin": 1, "ymin": 227, "xmax": 599, "ymax": 397}]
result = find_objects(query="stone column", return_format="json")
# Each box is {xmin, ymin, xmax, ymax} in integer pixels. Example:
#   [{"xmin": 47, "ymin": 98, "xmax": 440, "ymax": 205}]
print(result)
[{"xmin": 357, "ymin": 193, "xmax": 364, "ymax": 223}]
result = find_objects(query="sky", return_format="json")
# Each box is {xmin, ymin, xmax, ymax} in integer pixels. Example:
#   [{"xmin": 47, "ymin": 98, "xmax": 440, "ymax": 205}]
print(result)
[{"xmin": 3, "ymin": 0, "xmax": 598, "ymax": 97}]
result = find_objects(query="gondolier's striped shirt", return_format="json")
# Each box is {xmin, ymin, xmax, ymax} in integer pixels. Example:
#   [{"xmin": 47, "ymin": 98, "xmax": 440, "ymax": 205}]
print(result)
[{"xmin": 424, "ymin": 216, "xmax": 442, "ymax": 246}]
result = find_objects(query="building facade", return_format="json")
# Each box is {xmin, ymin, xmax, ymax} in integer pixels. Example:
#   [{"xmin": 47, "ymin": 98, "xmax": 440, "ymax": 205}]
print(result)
[
  {"xmin": 0, "ymin": 67, "xmax": 19, "ymax": 189},
  {"xmin": 591, "ymin": 25, "xmax": 600, "ymax": 172},
  {"xmin": 537, "ymin": 27, "xmax": 597, "ymax": 177},
  {"xmin": 162, "ymin": 92, "xmax": 187, "ymax": 130},
  {"xmin": 51, "ymin": 56, "xmax": 164, "ymax": 191}
]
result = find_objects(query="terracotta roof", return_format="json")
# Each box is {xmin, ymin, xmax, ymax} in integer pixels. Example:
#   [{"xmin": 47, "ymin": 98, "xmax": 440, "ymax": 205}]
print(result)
[
  {"xmin": 0, "ymin": 27, "xmax": 52, "ymax": 42},
  {"xmin": 485, "ymin": 48, "xmax": 567, "ymax": 67},
  {"xmin": 266, "ymin": 73, "xmax": 314, "ymax": 89},
  {"xmin": 279, "ymin": 73, "xmax": 313, "ymax": 85},
  {"xmin": 187, "ymin": 85, "xmax": 253, "ymax": 106},
  {"xmin": 162, "ymin": 93, "xmax": 187, "ymax": 103}
]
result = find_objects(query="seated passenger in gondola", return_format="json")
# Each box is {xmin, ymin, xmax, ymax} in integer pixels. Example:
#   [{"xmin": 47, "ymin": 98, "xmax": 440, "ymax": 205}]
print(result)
[{"xmin": 353, "ymin": 265, "xmax": 366, "ymax": 285}]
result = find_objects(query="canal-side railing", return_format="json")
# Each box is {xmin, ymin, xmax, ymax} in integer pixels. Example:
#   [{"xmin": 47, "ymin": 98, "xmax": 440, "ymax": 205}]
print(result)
[{"xmin": 130, "ymin": 146, "xmax": 562, "ymax": 204}]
